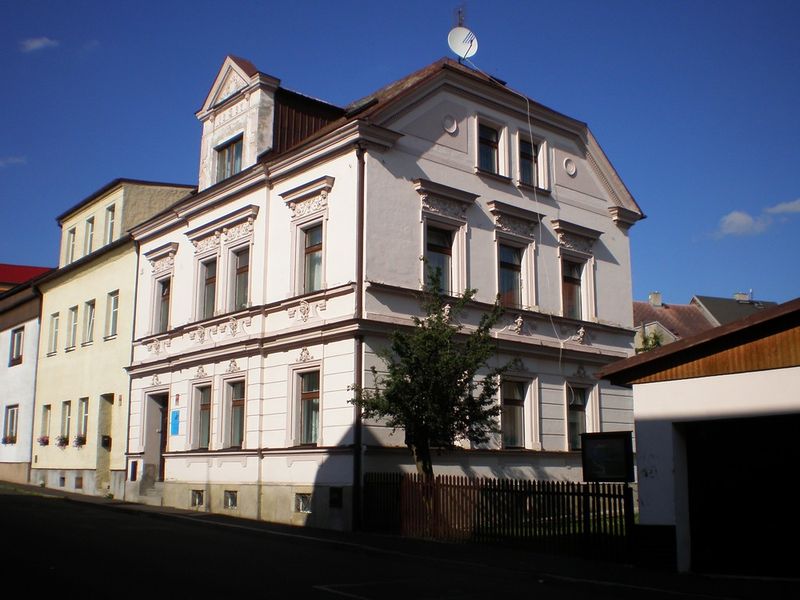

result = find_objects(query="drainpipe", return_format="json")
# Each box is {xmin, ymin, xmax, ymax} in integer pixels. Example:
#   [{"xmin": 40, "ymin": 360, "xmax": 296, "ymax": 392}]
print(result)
[
  {"xmin": 352, "ymin": 143, "xmax": 366, "ymax": 530},
  {"xmin": 124, "ymin": 240, "xmax": 141, "ymax": 500}
]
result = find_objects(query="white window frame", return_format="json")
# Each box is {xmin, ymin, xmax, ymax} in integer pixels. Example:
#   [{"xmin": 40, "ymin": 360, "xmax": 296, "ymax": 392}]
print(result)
[
  {"xmin": 413, "ymin": 179, "xmax": 477, "ymax": 295},
  {"xmin": 61, "ymin": 400, "xmax": 72, "ymax": 437},
  {"xmin": 48, "ymin": 313, "xmax": 59, "ymax": 354},
  {"xmin": 66, "ymin": 306, "xmax": 78, "ymax": 349},
  {"xmin": 565, "ymin": 382, "xmax": 599, "ymax": 452},
  {"xmin": 222, "ymin": 376, "xmax": 246, "ymax": 449},
  {"xmin": 501, "ymin": 380, "xmax": 526, "ymax": 449},
  {"xmin": 83, "ymin": 299, "xmax": 95, "ymax": 344},
  {"xmin": 288, "ymin": 362, "xmax": 322, "ymax": 447},
  {"xmin": 215, "ymin": 135, "xmax": 243, "ymax": 183},
  {"xmin": 192, "ymin": 382, "xmax": 214, "ymax": 450},
  {"xmin": 65, "ymin": 228, "xmax": 76, "ymax": 264},
  {"xmin": 197, "ymin": 256, "xmax": 218, "ymax": 321},
  {"xmin": 281, "ymin": 177, "xmax": 334, "ymax": 297},
  {"xmin": 41, "ymin": 404, "xmax": 52, "ymax": 438},
  {"xmin": 104, "ymin": 204, "xmax": 116, "ymax": 245},
  {"xmin": 84, "ymin": 217, "xmax": 94, "ymax": 256},
  {"xmin": 228, "ymin": 243, "xmax": 251, "ymax": 312},
  {"xmin": 552, "ymin": 220, "xmax": 601, "ymax": 322},
  {"xmin": 9, "ymin": 327, "xmax": 23, "ymax": 366},
  {"xmin": 515, "ymin": 131, "xmax": 549, "ymax": 191},
  {"xmin": 3, "ymin": 405, "xmax": 18, "ymax": 443},
  {"xmin": 105, "ymin": 290, "xmax": 119, "ymax": 338},
  {"xmin": 144, "ymin": 242, "xmax": 178, "ymax": 336},
  {"xmin": 475, "ymin": 116, "xmax": 508, "ymax": 177},
  {"xmin": 77, "ymin": 397, "xmax": 89, "ymax": 438}
]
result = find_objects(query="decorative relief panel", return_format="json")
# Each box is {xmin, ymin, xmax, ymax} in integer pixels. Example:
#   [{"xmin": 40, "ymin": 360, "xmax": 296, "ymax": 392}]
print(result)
[
  {"xmin": 186, "ymin": 317, "xmax": 253, "ymax": 344},
  {"xmin": 195, "ymin": 366, "xmax": 207, "ymax": 379},
  {"xmin": 287, "ymin": 299, "xmax": 327, "ymax": 323},
  {"xmin": 289, "ymin": 192, "xmax": 328, "ymax": 219},
  {"xmin": 495, "ymin": 214, "xmax": 536, "ymax": 239},
  {"xmin": 297, "ymin": 347, "xmax": 313, "ymax": 363},
  {"xmin": 150, "ymin": 254, "xmax": 174, "ymax": 274},
  {"xmin": 421, "ymin": 196, "xmax": 467, "ymax": 220},
  {"xmin": 193, "ymin": 232, "xmax": 221, "ymax": 255},
  {"xmin": 218, "ymin": 72, "xmax": 246, "ymax": 102},
  {"xmin": 226, "ymin": 359, "xmax": 241, "ymax": 373},
  {"xmin": 557, "ymin": 232, "xmax": 595, "ymax": 255},
  {"xmin": 223, "ymin": 217, "xmax": 254, "ymax": 243},
  {"xmin": 501, "ymin": 315, "xmax": 536, "ymax": 336},
  {"xmin": 145, "ymin": 338, "xmax": 171, "ymax": 354}
]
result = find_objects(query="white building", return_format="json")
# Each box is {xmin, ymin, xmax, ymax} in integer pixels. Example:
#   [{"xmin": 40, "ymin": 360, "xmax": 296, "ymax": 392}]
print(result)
[
  {"xmin": 125, "ymin": 56, "xmax": 643, "ymax": 528},
  {"xmin": 0, "ymin": 273, "xmax": 49, "ymax": 483}
]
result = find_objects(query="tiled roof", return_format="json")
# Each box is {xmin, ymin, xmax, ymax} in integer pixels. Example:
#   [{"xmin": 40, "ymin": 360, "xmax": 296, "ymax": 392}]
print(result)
[
  {"xmin": 633, "ymin": 301, "xmax": 715, "ymax": 340},
  {"xmin": 0, "ymin": 263, "xmax": 52, "ymax": 285},
  {"xmin": 692, "ymin": 295, "xmax": 777, "ymax": 326}
]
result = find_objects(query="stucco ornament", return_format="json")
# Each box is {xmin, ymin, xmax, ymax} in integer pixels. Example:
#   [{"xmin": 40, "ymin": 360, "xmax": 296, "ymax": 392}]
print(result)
[
  {"xmin": 195, "ymin": 366, "xmax": 207, "ymax": 379},
  {"xmin": 150, "ymin": 255, "xmax": 174, "ymax": 274},
  {"xmin": 289, "ymin": 191, "xmax": 328, "ymax": 219},
  {"xmin": 495, "ymin": 214, "xmax": 536, "ymax": 238},
  {"xmin": 512, "ymin": 315, "xmax": 524, "ymax": 334},
  {"xmin": 557, "ymin": 232, "xmax": 594, "ymax": 255},
  {"xmin": 442, "ymin": 304, "xmax": 452, "ymax": 323},
  {"xmin": 188, "ymin": 325, "xmax": 206, "ymax": 342},
  {"xmin": 146, "ymin": 338, "xmax": 171, "ymax": 354},
  {"xmin": 288, "ymin": 299, "xmax": 326, "ymax": 323},
  {"xmin": 572, "ymin": 326, "xmax": 587, "ymax": 344},
  {"xmin": 223, "ymin": 217, "xmax": 254, "ymax": 243},
  {"xmin": 297, "ymin": 347, "xmax": 313, "ymax": 363},
  {"xmin": 151, "ymin": 374, "xmax": 160, "ymax": 386},
  {"xmin": 420, "ymin": 195, "xmax": 467, "ymax": 220},
  {"xmin": 226, "ymin": 359, "xmax": 240, "ymax": 373},
  {"xmin": 193, "ymin": 231, "xmax": 221, "ymax": 254}
]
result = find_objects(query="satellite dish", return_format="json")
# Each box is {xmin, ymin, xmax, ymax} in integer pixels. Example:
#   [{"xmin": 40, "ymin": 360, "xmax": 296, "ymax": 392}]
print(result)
[{"xmin": 448, "ymin": 26, "xmax": 478, "ymax": 59}]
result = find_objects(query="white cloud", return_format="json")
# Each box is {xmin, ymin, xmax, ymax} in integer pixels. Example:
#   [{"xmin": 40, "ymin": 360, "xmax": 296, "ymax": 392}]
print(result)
[
  {"xmin": 20, "ymin": 37, "xmax": 59, "ymax": 53},
  {"xmin": 0, "ymin": 156, "xmax": 27, "ymax": 168},
  {"xmin": 765, "ymin": 198, "xmax": 800, "ymax": 214},
  {"xmin": 716, "ymin": 210, "xmax": 770, "ymax": 237}
]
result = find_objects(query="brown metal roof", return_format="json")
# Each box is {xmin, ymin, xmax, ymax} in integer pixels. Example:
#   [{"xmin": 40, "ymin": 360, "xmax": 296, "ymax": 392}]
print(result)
[
  {"xmin": 599, "ymin": 297, "xmax": 800, "ymax": 386},
  {"xmin": 228, "ymin": 55, "xmax": 258, "ymax": 78}
]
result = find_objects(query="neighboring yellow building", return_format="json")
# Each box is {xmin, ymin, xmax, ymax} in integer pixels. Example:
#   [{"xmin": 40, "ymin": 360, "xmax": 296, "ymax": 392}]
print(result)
[{"xmin": 31, "ymin": 179, "xmax": 193, "ymax": 497}]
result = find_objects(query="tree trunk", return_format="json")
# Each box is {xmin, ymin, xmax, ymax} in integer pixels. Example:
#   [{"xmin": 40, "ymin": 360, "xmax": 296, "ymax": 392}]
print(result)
[{"xmin": 410, "ymin": 441, "xmax": 434, "ymax": 479}]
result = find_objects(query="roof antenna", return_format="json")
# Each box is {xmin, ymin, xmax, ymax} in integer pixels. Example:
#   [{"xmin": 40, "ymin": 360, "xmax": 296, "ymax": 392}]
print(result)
[{"xmin": 448, "ymin": 5, "xmax": 478, "ymax": 63}]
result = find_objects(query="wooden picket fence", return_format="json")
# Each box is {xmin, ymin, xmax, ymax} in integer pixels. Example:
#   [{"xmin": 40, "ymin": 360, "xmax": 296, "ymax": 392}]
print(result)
[{"xmin": 363, "ymin": 472, "xmax": 634, "ymax": 560}]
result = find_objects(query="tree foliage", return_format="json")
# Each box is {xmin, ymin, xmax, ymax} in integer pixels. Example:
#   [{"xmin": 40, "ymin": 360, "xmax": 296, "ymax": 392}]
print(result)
[
  {"xmin": 637, "ymin": 329, "xmax": 663, "ymax": 353},
  {"xmin": 352, "ymin": 271, "xmax": 516, "ymax": 477}
]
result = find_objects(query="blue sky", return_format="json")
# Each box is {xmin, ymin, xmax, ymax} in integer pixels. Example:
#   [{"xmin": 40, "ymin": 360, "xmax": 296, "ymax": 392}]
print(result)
[{"xmin": 2, "ymin": 0, "xmax": 798, "ymax": 304}]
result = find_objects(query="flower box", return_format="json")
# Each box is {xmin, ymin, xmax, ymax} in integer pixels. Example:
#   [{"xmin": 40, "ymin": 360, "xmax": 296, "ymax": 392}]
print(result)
[
  {"xmin": 55, "ymin": 435, "xmax": 69, "ymax": 448},
  {"xmin": 73, "ymin": 435, "xmax": 87, "ymax": 448},
  {"xmin": 37, "ymin": 435, "xmax": 50, "ymax": 446}
]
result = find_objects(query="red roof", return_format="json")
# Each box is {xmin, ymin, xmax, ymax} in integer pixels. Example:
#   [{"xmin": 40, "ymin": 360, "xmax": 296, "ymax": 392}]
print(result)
[
  {"xmin": 633, "ymin": 301, "xmax": 715, "ymax": 340},
  {"xmin": 0, "ymin": 263, "xmax": 52, "ymax": 285}
]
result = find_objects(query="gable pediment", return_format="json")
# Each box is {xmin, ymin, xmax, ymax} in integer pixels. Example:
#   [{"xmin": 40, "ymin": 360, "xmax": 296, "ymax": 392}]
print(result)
[{"xmin": 197, "ymin": 56, "xmax": 279, "ymax": 117}]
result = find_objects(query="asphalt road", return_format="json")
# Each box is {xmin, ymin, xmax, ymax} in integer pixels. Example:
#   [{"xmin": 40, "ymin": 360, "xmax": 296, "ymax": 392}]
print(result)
[{"xmin": 1, "ymin": 483, "xmax": 796, "ymax": 599}]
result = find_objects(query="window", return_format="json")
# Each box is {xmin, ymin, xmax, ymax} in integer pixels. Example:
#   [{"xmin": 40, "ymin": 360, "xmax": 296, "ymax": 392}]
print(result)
[
  {"xmin": 66, "ymin": 228, "xmax": 76, "ymax": 263},
  {"xmin": 156, "ymin": 278, "xmax": 171, "ymax": 334},
  {"xmin": 41, "ymin": 404, "xmax": 52, "ymax": 438},
  {"xmin": 104, "ymin": 205, "xmax": 116, "ymax": 244},
  {"xmin": 295, "ymin": 493, "xmax": 312, "ymax": 513},
  {"xmin": 199, "ymin": 259, "xmax": 217, "ymax": 320},
  {"xmin": 3, "ymin": 405, "xmax": 18, "ymax": 444},
  {"xmin": 84, "ymin": 217, "xmax": 94, "ymax": 256},
  {"xmin": 106, "ymin": 291, "xmax": 119, "ymax": 337},
  {"xmin": 425, "ymin": 226, "xmax": 453, "ymax": 291},
  {"xmin": 567, "ymin": 386, "xmax": 587, "ymax": 451},
  {"xmin": 228, "ymin": 380, "xmax": 245, "ymax": 448},
  {"xmin": 77, "ymin": 397, "xmax": 89, "ymax": 438},
  {"xmin": 216, "ymin": 136, "xmax": 243, "ymax": 182},
  {"xmin": 303, "ymin": 225, "xmax": 323, "ymax": 293},
  {"xmin": 478, "ymin": 123, "xmax": 499, "ymax": 173},
  {"xmin": 196, "ymin": 385, "xmax": 211, "ymax": 449},
  {"xmin": 299, "ymin": 371, "xmax": 320, "ymax": 445},
  {"xmin": 9, "ymin": 327, "xmax": 23, "ymax": 366},
  {"xmin": 48, "ymin": 313, "xmax": 59, "ymax": 354},
  {"xmin": 66, "ymin": 306, "xmax": 78, "ymax": 349},
  {"xmin": 562, "ymin": 260, "xmax": 583, "ymax": 320},
  {"xmin": 519, "ymin": 139, "xmax": 538, "ymax": 187},
  {"xmin": 61, "ymin": 401, "xmax": 72, "ymax": 438},
  {"xmin": 190, "ymin": 490, "xmax": 204, "ymax": 507},
  {"xmin": 501, "ymin": 381, "xmax": 525, "ymax": 448},
  {"xmin": 498, "ymin": 245, "xmax": 522, "ymax": 308},
  {"xmin": 231, "ymin": 247, "xmax": 249, "ymax": 310},
  {"xmin": 83, "ymin": 300, "xmax": 95, "ymax": 344},
  {"xmin": 223, "ymin": 490, "xmax": 238, "ymax": 509}
]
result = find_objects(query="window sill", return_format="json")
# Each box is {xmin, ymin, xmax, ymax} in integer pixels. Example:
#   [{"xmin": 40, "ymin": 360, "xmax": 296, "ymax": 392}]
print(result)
[
  {"xmin": 65, "ymin": 346, "xmax": 76, "ymax": 353},
  {"xmin": 46, "ymin": 351, "xmax": 57, "ymax": 357},
  {"xmin": 81, "ymin": 341, "xmax": 94, "ymax": 347},
  {"xmin": 475, "ymin": 167, "xmax": 513, "ymax": 185},
  {"xmin": 103, "ymin": 334, "xmax": 118, "ymax": 342},
  {"xmin": 516, "ymin": 181, "xmax": 551, "ymax": 195},
  {"xmin": 8, "ymin": 358, "xmax": 22, "ymax": 367}
]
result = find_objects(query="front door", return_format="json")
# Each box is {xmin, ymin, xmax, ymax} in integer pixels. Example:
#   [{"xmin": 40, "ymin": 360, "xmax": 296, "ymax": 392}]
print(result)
[{"xmin": 156, "ymin": 395, "xmax": 168, "ymax": 481}]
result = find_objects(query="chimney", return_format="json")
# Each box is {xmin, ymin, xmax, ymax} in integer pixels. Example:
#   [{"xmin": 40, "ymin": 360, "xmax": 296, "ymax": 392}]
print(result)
[
  {"xmin": 733, "ymin": 291, "xmax": 750, "ymax": 303},
  {"xmin": 648, "ymin": 291, "xmax": 662, "ymax": 307}
]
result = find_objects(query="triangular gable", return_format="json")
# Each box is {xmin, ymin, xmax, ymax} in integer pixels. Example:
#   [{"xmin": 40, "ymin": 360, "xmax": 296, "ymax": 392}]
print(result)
[{"xmin": 197, "ymin": 56, "xmax": 280, "ymax": 115}]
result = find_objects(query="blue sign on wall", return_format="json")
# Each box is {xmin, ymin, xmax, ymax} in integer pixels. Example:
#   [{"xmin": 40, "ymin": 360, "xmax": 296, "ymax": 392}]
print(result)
[{"xmin": 170, "ymin": 410, "xmax": 180, "ymax": 436}]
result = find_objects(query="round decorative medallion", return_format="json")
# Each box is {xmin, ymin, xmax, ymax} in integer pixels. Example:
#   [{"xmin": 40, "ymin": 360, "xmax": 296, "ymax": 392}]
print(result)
[
  {"xmin": 564, "ymin": 158, "xmax": 577, "ymax": 177},
  {"xmin": 442, "ymin": 115, "xmax": 458, "ymax": 135}
]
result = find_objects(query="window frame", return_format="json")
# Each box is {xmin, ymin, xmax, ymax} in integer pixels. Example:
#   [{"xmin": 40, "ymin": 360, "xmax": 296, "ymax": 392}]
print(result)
[
  {"xmin": 105, "ymin": 290, "xmax": 119, "ymax": 338},
  {"xmin": 298, "ymin": 370, "xmax": 320, "ymax": 446},
  {"xmin": 498, "ymin": 243, "xmax": 523, "ymax": 309},
  {"xmin": 193, "ymin": 383, "xmax": 213, "ymax": 450},
  {"xmin": 215, "ymin": 135, "xmax": 243, "ymax": 183},
  {"xmin": 77, "ymin": 397, "xmax": 89, "ymax": 438},
  {"xmin": 501, "ymin": 380, "xmax": 526, "ymax": 449},
  {"xmin": 225, "ymin": 378, "xmax": 246, "ymax": 449},
  {"xmin": 83, "ymin": 299, "xmax": 96, "ymax": 345},
  {"xmin": 41, "ymin": 404, "xmax": 52, "ymax": 438},
  {"xmin": 84, "ymin": 217, "xmax": 95, "ymax": 256},
  {"xmin": 230, "ymin": 245, "xmax": 250, "ymax": 312},
  {"xmin": 66, "ymin": 228, "xmax": 76, "ymax": 264},
  {"xmin": 302, "ymin": 223, "xmax": 324, "ymax": 294},
  {"xmin": 48, "ymin": 313, "xmax": 59, "ymax": 354},
  {"xmin": 288, "ymin": 364, "xmax": 322, "ymax": 448},
  {"xmin": 9, "ymin": 327, "xmax": 24, "ymax": 366},
  {"xmin": 104, "ymin": 204, "xmax": 116, "ymax": 245},
  {"xmin": 61, "ymin": 400, "xmax": 72, "ymax": 438},
  {"xmin": 478, "ymin": 122, "xmax": 500, "ymax": 174},
  {"xmin": 198, "ymin": 257, "xmax": 218, "ymax": 321},
  {"xmin": 66, "ymin": 306, "xmax": 78, "ymax": 350},
  {"xmin": 155, "ymin": 276, "xmax": 172, "ymax": 334},
  {"xmin": 3, "ymin": 405, "xmax": 18, "ymax": 444},
  {"xmin": 516, "ymin": 133, "xmax": 549, "ymax": 191},
  {"xmin": 565, "ymin": 383, "xmax": 598, "ymax": 452}
]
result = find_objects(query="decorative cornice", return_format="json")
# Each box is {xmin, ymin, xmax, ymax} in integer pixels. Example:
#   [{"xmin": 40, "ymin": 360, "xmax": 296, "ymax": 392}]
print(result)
[
  {"xmin": 608, "ymin": 206, "xmax": 642, "ymax": 230},
  {"xmin": 145, "ymin": 242, "xmax": 179, "ymax": 274},
  {"xmin": 280, "ymin": 176, "xmax": 334, "ymax": 220},
  {"xmin": 551, "ymin": 219, "xmax": 601, "ymax": 255},
  {"xmin": 185, "ymin": 205, "xmax": 259, "ymax": 244}
]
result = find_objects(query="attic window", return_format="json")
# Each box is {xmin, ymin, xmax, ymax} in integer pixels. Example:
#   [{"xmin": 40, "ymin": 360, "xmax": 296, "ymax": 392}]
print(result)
[{"xmin": 216, "ymin": 136, "xmax": 243, "ymax": 183}]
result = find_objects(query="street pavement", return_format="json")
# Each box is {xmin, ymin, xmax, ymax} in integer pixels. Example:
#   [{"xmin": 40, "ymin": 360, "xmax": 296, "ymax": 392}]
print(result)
[{"xmin": 1, "ymin": 481, "xmax": 797, "ymax": 598}]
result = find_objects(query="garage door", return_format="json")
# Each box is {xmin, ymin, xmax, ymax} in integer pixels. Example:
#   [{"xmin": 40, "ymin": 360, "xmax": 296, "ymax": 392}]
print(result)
[{"xmin": 684, "ymin": 413, "xmax": 800, "ymax": 575}]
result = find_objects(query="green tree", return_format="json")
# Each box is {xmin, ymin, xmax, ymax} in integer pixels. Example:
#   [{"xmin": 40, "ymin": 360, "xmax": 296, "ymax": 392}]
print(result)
[
  {"xmin": 637, "ymin": 329, "xmax": 663, "ymax": 353},
  {"xmin": 352, "ymin": 271, "xmax": 516, "ymax": 478}
]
